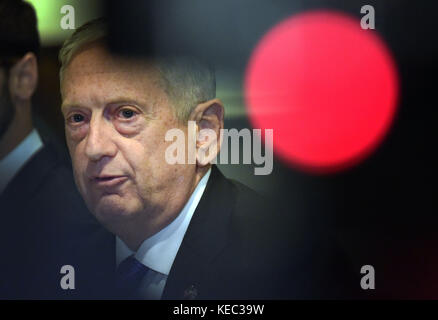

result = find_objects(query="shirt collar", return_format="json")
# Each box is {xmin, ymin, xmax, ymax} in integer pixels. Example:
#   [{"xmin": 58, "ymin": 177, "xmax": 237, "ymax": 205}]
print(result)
[
  {"xmin": 116, "ymin": 168, "xmax": 211, "ymax": 275},
  {"xmin": 0, "ymin": 129, "xmax": 43, "ymax": 193}
]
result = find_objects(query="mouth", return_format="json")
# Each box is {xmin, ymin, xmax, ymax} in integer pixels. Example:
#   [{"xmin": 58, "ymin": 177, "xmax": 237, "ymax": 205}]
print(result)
[{"xmin": 91, "ymin": 175, "xmax": 128, "ymax": 188}]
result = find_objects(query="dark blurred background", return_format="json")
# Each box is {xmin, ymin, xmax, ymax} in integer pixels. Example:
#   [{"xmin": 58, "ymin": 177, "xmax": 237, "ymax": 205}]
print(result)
[{"xmin": 30, "ymin": 0, "xmax": 437, "ymax": 298}]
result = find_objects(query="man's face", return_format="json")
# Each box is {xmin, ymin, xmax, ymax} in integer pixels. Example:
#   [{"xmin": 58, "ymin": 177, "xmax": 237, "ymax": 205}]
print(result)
[
  {"xmin": 0, "ymin": 67, "xmax": 15, "ymax": 140},
  {"xmin": 62, "ymin": 44, "xmax": 194, "ymax": 227}
]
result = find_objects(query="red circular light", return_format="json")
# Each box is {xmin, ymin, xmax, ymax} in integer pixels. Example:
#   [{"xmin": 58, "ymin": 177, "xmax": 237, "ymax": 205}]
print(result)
[{"xmin": 244, "ymin": 10, "xmax": 399, "ymax": 173}]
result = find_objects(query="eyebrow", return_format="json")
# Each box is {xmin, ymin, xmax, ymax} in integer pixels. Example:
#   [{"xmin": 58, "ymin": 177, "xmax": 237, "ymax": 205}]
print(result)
[
  {"xmin": 106, "ymin": 99, "xmax": 147, "ymax": 108},
  {"xmin": 61, "ymin": 97, "xmax": 152, "ymax": 114},
  {"xmin": 61, "ymin": 103, "xmax": 84, "ymax": 114}
]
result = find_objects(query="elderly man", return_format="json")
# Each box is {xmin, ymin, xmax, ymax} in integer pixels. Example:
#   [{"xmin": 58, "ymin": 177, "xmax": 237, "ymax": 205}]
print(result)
[{"xmin": 59, "ymin": 18, "xmax": 355, "ymax": 300}]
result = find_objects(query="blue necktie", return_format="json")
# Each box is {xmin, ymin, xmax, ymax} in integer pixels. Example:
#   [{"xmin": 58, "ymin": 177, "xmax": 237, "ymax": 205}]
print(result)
[{"xmin": 115, "ymin": 255, "xmax": 149, "ymax": 298}]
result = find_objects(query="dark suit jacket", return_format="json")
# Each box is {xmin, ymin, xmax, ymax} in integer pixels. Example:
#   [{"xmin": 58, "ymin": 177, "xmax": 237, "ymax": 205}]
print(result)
[
  {"xmin": 0, "ymin": 142, "xmax": 114, "ymax": 299},
  {"xmin": 159, "ymin": 165, "xmax": 357, "ymax": 299},
  {"xmin": 93, "ymin": 165, "xmax": 355, "ymax": 300}
]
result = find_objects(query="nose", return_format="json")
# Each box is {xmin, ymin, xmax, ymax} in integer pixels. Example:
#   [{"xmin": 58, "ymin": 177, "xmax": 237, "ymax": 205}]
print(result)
[{"xmin": 84, "ymin": 117, "xmax": 117, "ymax": 162}]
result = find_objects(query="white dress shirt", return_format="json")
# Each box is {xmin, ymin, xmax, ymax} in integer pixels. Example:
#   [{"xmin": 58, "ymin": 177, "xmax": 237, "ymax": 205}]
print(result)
[
  {"xmin": 0, "ymin": 129, "xmax": 43, "ymax": 194},
  {"xmin": 116, "ymin": 168, "xmax": 211, "ymax": 300}
]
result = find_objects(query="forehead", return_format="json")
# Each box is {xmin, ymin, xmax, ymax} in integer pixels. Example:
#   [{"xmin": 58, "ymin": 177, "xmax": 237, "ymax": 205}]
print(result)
[{"xmin": 61, "ymin": 43, "xmax": 164, "ymax": 104}]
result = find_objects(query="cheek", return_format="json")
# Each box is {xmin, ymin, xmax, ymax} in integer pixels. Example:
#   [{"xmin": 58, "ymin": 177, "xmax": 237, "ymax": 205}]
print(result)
[
  {"xmin": 68, "ymin": 143, "xmax": 88, "ymax": 182},
  {"xmin": 119, "ymin": 140, "xmax": 149, "ymax": 175},
  {"xmin": 68, "ymin": 151, "xmax": 88, "ymax": 200},
  {"xmin": 66, "ymin": 124, "xmax": 88, "ymax": 143},
  {"xmin": 65, "ymin": 138, "xmax": 79, "ymax": 169},
  {"xmin": 118, "ymin": 129, "xmax": 169, "ymax": 182}
]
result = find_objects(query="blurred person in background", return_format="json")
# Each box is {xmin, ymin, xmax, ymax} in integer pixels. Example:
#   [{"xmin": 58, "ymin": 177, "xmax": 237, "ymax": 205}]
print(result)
[{"xmin": 0, "ymin": 0, "xmax": 113, "ymax": 299}]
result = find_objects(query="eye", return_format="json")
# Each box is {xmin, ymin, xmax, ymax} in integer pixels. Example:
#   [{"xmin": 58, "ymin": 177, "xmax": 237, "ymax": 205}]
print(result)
[
  {"xmin": 73, "ymin": 114, "xmax": 84, "ymax": 122},
  {"xmin": 68, "ymin": 113, "xmax": 85, "ymax": 123},
  {"xmin": 117, "ymin": 107, "xmax": 138, "ymax": 119}
]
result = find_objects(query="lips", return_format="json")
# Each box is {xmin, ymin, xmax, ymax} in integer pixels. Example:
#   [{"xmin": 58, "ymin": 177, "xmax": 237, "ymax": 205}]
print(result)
[{"xmin": 91, "ymin": 175, "xmax": 128, "ymax": 188}]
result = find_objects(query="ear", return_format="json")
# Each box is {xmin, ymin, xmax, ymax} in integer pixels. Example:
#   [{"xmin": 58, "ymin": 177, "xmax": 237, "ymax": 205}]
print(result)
[
  {"xmin": 8, "ymin": 53, "xmax": 38, "ymax": 103},
  {"xmin": 188, "ymin": 98, "xmax": 224, "ymax": 167}
]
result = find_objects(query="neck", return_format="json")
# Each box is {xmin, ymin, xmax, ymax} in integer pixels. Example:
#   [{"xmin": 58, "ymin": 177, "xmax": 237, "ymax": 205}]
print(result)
[
  {"xmin": 0, "ymin": 104, "xmax": 33, "ymax": 160},
  {"xmin": 116, "ymin": 165, "xmax": 210, "ymax": 251}
]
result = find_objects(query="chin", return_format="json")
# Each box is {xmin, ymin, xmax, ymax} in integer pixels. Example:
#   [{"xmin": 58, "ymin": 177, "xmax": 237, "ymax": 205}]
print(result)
[{"xmin": 91, "ymin": 194, "xmax": 141, "ymax": 225}]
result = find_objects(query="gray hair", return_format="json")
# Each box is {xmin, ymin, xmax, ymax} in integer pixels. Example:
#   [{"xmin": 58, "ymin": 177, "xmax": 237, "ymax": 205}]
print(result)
[{"xmin": 58, "ymin": 18, "xmax": 216, "ymax": 121}]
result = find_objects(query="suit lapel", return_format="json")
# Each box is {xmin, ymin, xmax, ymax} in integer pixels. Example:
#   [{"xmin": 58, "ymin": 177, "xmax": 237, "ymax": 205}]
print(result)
[
  {"xmin": 162, "ymin": 166, "xmax": 235, "ymax": 299},
  {"xmin": 0, "ymin": 144, "xmax": 59, "ymax": 210}
]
